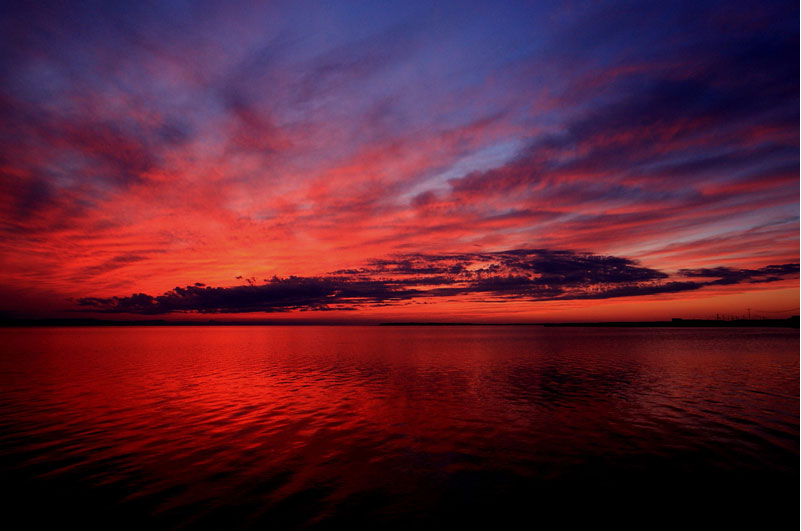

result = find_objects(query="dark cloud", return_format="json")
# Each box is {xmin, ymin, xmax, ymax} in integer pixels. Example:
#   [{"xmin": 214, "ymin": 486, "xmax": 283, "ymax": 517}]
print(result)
[
  {"xmin": 77, "ymin": 249, "xmax": 799, "ymax": 314},
  {"xmin": 78, "ymin": 276, "xmax": 422, "ymax": 314},
  {"xmin": 679, "ymin": 264, "xmax": 801, "ymax": 285}
]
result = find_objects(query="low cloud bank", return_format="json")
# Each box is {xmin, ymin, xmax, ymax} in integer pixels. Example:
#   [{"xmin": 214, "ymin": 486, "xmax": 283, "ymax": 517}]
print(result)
[{"xmin": 76, "ymin": 250, "xmax": 799, "ymax": 314}]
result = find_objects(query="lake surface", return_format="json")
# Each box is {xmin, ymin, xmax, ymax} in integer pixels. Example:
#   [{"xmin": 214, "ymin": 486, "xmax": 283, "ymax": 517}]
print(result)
[{"xmin": 0, "ymin": 326, "xmax": 797, "ymax": 528}]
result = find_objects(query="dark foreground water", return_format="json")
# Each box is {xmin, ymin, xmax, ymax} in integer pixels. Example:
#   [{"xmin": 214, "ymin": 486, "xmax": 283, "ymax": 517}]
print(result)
[{"xmin": 0, "ymin": 326, "xmax": 797, "ymax": 529}]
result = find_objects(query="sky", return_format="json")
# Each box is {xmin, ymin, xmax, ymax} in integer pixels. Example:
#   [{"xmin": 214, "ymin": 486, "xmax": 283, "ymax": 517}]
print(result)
[{"xmin": 0, "ymin": 0, "xmax": 798, "ymax": 322}]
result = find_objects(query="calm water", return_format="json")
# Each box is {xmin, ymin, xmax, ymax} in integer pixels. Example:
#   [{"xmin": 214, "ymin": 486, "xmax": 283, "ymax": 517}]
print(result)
[{"xmin": 0, "ymin": 326, "xmax": 797, "ymax": 528}]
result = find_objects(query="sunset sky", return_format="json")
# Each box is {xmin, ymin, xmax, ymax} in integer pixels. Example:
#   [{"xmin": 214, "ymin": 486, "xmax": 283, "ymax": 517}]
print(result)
[{"xmin": 0, "ymin": 0, "xmax": 798, "ymax": 322}]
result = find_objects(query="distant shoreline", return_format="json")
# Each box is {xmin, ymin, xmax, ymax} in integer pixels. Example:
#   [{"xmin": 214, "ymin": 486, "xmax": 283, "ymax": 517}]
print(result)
[
  {"xmin": 541, "ymin": 318, "xmax": 799, "ymax": 328},
  {"xmin": 1, "ymin": 317, "xmax": 798, "ymax": 328},
  {"xmin": 381, "ymin": 318, "xmax": 799, "ymax": 328}
]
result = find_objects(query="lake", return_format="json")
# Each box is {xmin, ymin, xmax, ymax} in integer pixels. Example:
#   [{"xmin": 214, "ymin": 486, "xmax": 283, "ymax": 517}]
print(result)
[{"xmin": 0, "ymin": 326, "xmax": 797, "ymax": 528}]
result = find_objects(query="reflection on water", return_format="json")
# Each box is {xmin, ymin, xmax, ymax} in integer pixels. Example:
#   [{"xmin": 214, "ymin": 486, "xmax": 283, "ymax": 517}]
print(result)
[{"xmin": 0, "ymin": 326, "xmax": 797, "ymax": 528}]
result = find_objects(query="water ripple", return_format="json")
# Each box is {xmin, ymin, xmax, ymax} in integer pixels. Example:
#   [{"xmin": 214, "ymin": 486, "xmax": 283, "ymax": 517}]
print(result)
[{"xmin": 0, "ymin": 326, "xmax": 797, "ymax": 528}]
